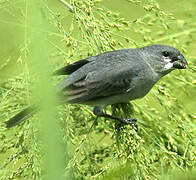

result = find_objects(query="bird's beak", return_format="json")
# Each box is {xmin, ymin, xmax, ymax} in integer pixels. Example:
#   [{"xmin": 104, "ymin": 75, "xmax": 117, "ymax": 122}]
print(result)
[{"xmin": 173, "ymin": 54, "xmax": 188, "ymax": 69}]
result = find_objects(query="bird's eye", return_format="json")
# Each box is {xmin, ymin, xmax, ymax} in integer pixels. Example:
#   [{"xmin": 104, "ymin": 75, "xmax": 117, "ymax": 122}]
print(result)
[{"xmin": 162, "ymin": 51, "xmax": 170, "ymax": 57}]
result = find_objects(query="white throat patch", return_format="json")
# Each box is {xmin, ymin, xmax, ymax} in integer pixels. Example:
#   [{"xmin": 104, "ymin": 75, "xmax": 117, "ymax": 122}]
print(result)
[
  {"xmin": 163, "ymin": 57, "xmax": 174, "ymax": 70},
  {"xmin": 164, "ymin": 62, "xmax": 174, "ymax": 70}
]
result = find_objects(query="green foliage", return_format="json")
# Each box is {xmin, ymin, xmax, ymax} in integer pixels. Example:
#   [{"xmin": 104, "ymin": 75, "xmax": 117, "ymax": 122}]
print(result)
[{"xmin": 0, "ymin": 0, "xmax": 196, "ymax": 179}]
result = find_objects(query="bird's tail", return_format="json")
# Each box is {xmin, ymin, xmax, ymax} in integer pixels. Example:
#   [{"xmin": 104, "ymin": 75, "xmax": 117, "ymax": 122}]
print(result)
[{"xmin": 6, "ymin": 105, "xmax": 38, "ymax": 128}]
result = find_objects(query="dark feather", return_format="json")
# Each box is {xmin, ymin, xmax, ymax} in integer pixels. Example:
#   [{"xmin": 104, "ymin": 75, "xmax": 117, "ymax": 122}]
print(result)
[
  {"xmin": 65, "ymin": 71, "xmax": 132, "ymax": 103},
  {"xmin": 53, "ymin": 59, "xmax": 90, "ymax": 75},
  {"xmin": 6, "ymin": 105, "xmax": 38, "ymax": 128}
]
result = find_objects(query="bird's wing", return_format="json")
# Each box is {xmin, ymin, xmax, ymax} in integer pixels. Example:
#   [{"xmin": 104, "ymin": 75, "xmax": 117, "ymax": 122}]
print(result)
[
  {"xmin": 55, "ymin": 49, "xmax": 138, "ymax": 93},
  {"xmin": 53, "ymin": 59, "xmax": 91, "ymax": 75},
  {"xmin": 64, "ymin": 64, "xmax": 135, "ymax": 103},
  {"xmin": 52, "ymin": 49, "xmax": 132, "ymax": 76}
]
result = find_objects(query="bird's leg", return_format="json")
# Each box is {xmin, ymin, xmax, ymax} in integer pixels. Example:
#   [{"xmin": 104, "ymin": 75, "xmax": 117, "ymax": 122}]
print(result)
[{"xmin": 93, "ymin": 106, "xmax": 138, "ymax": 131}]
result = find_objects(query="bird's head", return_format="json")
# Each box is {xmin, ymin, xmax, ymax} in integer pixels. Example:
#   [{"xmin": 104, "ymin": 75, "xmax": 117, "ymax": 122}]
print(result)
[{"xmin": 141, "ymin": 44, "xmax": 188, "ymax": 76}]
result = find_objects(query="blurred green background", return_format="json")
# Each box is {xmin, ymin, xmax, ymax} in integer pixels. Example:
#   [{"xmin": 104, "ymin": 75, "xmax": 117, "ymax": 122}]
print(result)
[{"xmin": 0, "ymin": 0, "xmax": 196, "ymax": 179}]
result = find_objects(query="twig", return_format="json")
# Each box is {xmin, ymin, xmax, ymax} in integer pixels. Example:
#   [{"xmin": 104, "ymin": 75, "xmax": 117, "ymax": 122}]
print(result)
[{"xmin": 58, "ymin": 0, "xmax": 74, "ymax": 13}]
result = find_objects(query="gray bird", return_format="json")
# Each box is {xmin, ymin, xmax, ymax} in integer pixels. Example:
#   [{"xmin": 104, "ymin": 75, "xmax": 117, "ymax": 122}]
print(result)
[{"xmin": 5, "ymin": 44, "xmax": 187, "ymax": 129}]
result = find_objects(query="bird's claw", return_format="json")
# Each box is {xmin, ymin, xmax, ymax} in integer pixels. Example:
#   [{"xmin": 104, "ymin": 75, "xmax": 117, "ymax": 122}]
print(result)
[
  {"xmin": 115, "ymin": 118, "xmax": 138, "ymax": 131},
  {"xmin": 125, "ymin": 118, "xmax": 138, "ymax": 131}
]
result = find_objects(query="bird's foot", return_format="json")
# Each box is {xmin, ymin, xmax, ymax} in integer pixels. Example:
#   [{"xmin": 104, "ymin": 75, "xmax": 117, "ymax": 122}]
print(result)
[
  {"xmin": 93, "ymin": 107, "xmax": 138, "ymax": 131},
  {"xmin": 126, "ymin": 118, "xmax": 138, "ymax": 131},
  {"xmin": 115, "ymin": 118, "xmax": 138, "ymax": 131}
]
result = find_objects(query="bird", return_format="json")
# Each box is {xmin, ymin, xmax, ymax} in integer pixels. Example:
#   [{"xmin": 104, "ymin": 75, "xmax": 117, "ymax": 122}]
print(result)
[{"xmin": 5, "ymin": 44, "xmax": 188, "ymax": 129}]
